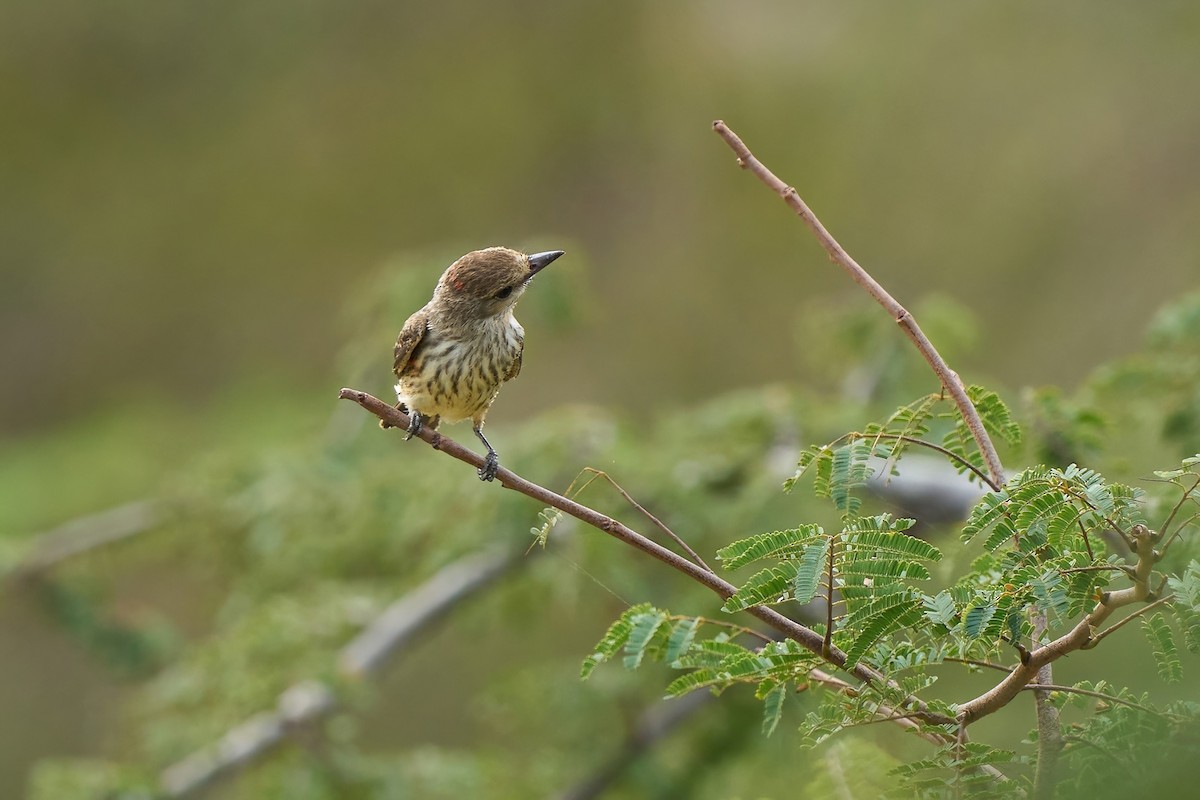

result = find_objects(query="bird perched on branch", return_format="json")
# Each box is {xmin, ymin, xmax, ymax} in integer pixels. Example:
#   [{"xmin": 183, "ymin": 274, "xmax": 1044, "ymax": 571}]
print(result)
[{"xmin": 387, "ymin": 246, "xmax": 565, "ymax": 481}]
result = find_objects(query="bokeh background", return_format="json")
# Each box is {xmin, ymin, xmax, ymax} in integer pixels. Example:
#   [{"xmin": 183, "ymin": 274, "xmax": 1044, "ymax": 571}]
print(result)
[{"xmin": 3, "ymin": 2, "xmax": 1200, "ymax": 798}]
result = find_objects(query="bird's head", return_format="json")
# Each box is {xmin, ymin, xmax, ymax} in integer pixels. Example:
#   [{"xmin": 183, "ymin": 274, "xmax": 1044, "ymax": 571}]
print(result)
[{"xmin": 434, "ymin": 246, "xmax": 564, "ymax": 319}]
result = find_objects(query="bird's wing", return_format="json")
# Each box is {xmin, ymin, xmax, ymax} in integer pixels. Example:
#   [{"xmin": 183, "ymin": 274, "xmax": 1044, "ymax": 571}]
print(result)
[
  {"xmin": 392, "ymin": 308, "xmax": 430, "ymax": 377},
  {"xmin": 503, "ymin": 338, "xmax": 524, "ymax": 382}
]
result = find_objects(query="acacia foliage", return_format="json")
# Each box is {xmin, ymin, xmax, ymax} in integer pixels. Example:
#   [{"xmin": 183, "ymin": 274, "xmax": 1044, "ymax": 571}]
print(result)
[{"xmin": 586, "ymin": 380, "xmax": 1200, "ymax": 797}]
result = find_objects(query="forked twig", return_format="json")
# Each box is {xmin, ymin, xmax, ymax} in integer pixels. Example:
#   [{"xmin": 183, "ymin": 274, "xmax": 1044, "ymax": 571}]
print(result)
[
  {"xmin": 1080, "ymin": 594, "xmax": 1174, "ymax": 650},
  {"xmin": 563, "ymin": 467, "xmax": 714, "ymax": 572}
]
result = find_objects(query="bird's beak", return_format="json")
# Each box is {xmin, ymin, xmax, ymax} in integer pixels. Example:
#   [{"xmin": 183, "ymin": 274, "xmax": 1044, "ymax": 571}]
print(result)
[{"xmin": 527, "ymin": 250, "xmax": 565, "ymax": 276}]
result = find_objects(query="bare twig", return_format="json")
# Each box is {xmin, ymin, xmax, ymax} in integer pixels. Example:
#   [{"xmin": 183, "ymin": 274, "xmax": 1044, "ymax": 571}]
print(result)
[
  {"xmin": 823, "ymin": 539, "xmax": 835, "ymax": 659},
  {"xmin": 711, "ymin": 120, "xmax": 1006, "ymax": 489},
  {"xmin": 1076, "ymin": 519, "xmax": 1096, "ymax": 561}
]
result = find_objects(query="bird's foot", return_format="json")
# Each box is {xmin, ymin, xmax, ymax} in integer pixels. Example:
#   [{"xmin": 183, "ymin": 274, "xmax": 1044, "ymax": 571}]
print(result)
[
  {"xmin": 478, "ymin": 450, "xmax": 500, "ymax": 482},
  {"xmin": 404, "ymin": 412, "xmax": 423, "ymax": 441}
]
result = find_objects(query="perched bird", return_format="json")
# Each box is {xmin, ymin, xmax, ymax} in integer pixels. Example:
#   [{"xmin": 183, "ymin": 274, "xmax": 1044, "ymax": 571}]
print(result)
[{"xmin": 388, "ymin": 246, "xmax": 565, "ymax": 481}]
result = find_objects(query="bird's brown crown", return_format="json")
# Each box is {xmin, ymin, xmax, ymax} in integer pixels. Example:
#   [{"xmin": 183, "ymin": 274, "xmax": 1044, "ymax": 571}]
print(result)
[{"xmin": 438, "ymin": 247, "xmax": 531, "ymax": 301}]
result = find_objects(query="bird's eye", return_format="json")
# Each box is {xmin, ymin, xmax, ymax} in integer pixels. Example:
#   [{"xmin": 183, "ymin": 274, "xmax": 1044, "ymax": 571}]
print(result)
[{"xmin": 494, "ymin": 286, "xmax": 514, "ymax": 299}]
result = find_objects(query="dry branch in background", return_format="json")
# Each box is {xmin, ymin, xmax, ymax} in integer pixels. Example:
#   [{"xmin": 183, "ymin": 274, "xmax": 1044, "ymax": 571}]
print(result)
[
  {"xmin": 13, "ymin": 500, "xmax": 161, "ymax": 578},
  {"xmin": 159, "ymin": 548, "xmax": 521, "ymax": 797}
]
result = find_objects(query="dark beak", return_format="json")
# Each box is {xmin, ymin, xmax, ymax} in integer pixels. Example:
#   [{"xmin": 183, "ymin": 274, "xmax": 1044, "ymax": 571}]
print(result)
[{"xmin": 527, "ymin": 250, "xmax": 565, "ymax": 276}]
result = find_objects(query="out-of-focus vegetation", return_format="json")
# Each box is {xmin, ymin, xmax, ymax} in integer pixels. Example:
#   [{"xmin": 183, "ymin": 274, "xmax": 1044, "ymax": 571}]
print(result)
[
  {"xmin": 4, "ymin": 2, "xmax": 1200, "ymax": 433},
  {"xmin": 3, "ymin": 1, "xmax": 1200, "ymax": 798}
]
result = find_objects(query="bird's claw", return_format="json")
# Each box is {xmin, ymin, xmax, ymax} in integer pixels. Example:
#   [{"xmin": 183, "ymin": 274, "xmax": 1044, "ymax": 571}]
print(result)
[
  {"xmin": 478, "ymin": 451, "xmax": 499, "ymax": 482},
  {"xmin": 404, "ymin": 412, "xmax": 423, "ymax": 441}
]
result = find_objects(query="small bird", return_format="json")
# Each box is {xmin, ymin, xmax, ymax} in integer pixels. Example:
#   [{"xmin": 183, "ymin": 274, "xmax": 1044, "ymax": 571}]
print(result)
[{"xmin": 388, "ymin": 246, "xmax": 564, "ymax": 481}]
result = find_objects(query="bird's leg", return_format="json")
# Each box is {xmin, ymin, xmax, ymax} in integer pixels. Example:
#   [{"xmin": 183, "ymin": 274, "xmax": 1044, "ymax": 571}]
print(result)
[
  {"xmin": 404, "ymin": 410, "xmax": 425, "ymax": 440},
  {"xmin": 473, "ymin": 425, "xmax": 499, "ymax": 482}
]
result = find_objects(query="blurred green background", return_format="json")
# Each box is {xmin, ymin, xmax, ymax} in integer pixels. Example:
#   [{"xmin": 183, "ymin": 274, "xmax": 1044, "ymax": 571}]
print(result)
[{"xmin": 3, "ymin": 2, "xmax": 1200, "ymax": 798}]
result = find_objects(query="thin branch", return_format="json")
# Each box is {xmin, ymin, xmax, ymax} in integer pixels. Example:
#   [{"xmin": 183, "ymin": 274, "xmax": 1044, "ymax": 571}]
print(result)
[
  {"xmin": 1059, "ymin": 564, "xmax": 1135, "ymax": 577},
  {"xmin": 944, "ymin": 657, "xmax": 1013, "ymax": 674},
  {"xmin": 575, "ymin": 467, "xmax": 714, "ymax": 572},
  {"xmin": 804, "ymin": 672, "xmax": 1007, "ymax": 783},
  {"xmin": 1059, "ymin": 485, "xmax": 1132, "ymax": 547},
  {"xmin": 858, "ymin": 432, "xmax": 1000, "ymax": 492},
  {"xmin": 1159, "ymin": 474, "xmax": 1200, "ymax": 541},
  {"xmin": 339, "ymin": 388, "xmax": 956, "ymax": 730},
  {"xmin": 1081, "ymin": 594, "xmax": 1174, "ymax": 650},
  {"xmin": 1021, "ymin": 684, "xmax": 1170, "ymax": 719},
  {"xmin": 1162, "ymin": 511, "xmax": 1200, "ymax": 554},
  {"xmin": 679, "ymin": 615, "xmax": 774, "ymax": 645},
  {"xmin": 1076, "ymin": 518, "xmax": 1096, "ymax": 561},
  {"xmin": 711, "ymin": 120, "xmax": 1006, "ymax": 489}
]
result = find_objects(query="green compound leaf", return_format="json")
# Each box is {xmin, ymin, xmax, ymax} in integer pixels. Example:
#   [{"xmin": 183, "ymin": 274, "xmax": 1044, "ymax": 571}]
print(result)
[
  {"xmin": 841, "ymin": 590, "xmax": 924, "ymax": 668},
  {"xmin": 623, "ymin": 609, "xmax": 669, "ymax": 670},
  {"xmin": 581, "ymin": 602, "xmax": 653, "ymax": 680},
  {"xmin": 1143, "ymin": 612, "xmax": 1182, "ymax": 683},
  {"xmin": 665, "ymin": 617, "xmax": 701, "ymax": 664},
  {"xmin": 793, "ymin": 539, "xmax": 831, "ymax": 606},
  {"xmin": 717, "ymin": 524, "xmax": 824, "ymax": 570},
  {"xmin": 760, "ymin": 681, "xmax": 787, "ymax": 736},
  {"xmin": 922, "ymin": 591, "xmax": 957, "ymax": 627},
  {"xmin": 722, "ymin": 562, "xmax": 802, "ymax": 612}
]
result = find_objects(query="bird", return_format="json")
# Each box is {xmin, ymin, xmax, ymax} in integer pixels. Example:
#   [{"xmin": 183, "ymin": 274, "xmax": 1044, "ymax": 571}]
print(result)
[{"xmin": 388, "ymin": 246, "xmax": 564, "ymax": 481}]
